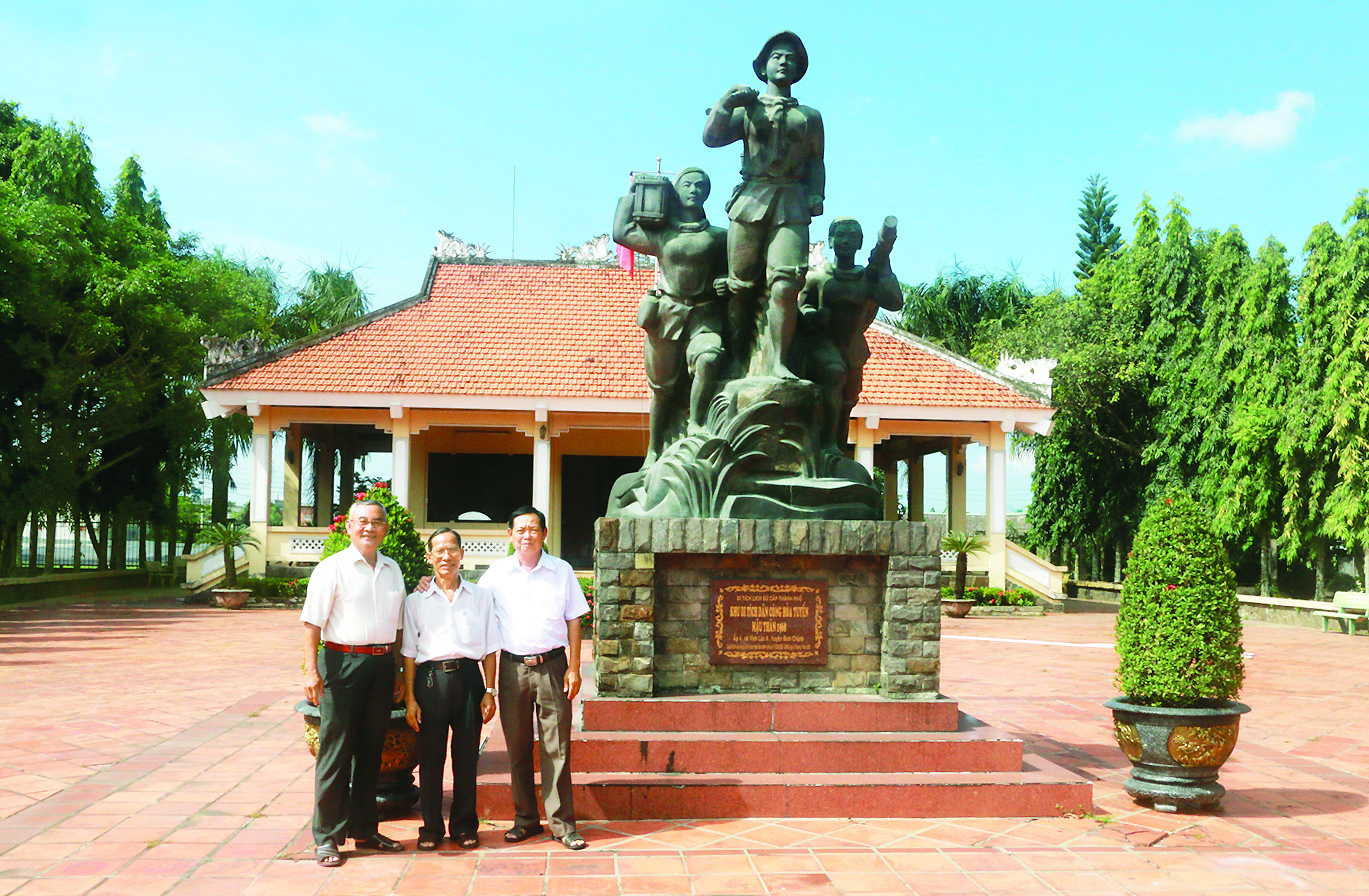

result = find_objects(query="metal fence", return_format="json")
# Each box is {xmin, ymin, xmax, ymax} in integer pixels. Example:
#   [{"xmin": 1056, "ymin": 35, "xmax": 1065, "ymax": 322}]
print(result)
[{"xmin": 16, "ymin": 523, "xmax": 177, "ymax": 570}]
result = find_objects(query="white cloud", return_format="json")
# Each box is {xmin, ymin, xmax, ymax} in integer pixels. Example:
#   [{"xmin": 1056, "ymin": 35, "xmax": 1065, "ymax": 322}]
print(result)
[
  {"xmin": 302, "ymin": 112, "xmax": 376, "ymax": 140},
  {"xmin": 1176, "ymin": 91, "xmax": 1314, "ymax": 150}
]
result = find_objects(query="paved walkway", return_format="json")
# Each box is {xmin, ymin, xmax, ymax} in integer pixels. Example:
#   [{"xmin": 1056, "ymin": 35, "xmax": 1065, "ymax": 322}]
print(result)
[{"xmin": 0, "ymin": 595, "xmax": 1366, "ymax": 895}]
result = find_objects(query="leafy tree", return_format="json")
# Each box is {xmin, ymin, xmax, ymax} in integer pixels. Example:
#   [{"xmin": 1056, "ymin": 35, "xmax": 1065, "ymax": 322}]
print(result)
[
  {"xmin": 1139, "ymin": 197, "xmax": 1208, "ymax": 500},
  {"xmin": 898, "ymin": 265, "xmax": 1031, "ymax": 360},
  {"xmin": 1215, "ymin": 238, "xmax": 1293, "ymax": 595},
  {"xmin": 1278, "ymin": 222, "xmax": 1343, "ymax": 598},
  {"xmin": 1075, "ymin": 173, "xmax": 1123, "ymax": 281},
  {"xmin": 1322, "ymin": 190, "xmax": 1369, "ymax": 578},
  {"xmin": 275, "ymin": 262, "xmax": 369, "ymax": 341}
]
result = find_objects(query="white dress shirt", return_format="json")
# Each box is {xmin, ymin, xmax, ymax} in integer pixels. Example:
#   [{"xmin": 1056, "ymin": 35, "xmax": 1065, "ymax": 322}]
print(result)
[
  {"xmin": 478, "ymin": 551, "xmax": 590, "ymax": 656},
  {"xmin": 400, "ymin": 577, "xmax": 502, "ymax": 664},
  {"xmin": 300, "ymin": 546, "xmax": 405, "ymax": 645}
]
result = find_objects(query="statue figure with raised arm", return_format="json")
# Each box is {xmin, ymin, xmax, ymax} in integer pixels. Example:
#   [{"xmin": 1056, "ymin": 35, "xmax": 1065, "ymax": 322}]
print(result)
[
  {"xmin": 797, "ymin": 216, "xmax": 903, "ymax": 452},
  {"xmin": 612, "ymin": 168, "xmax": 728, "ymax": 463},
  {"xmin": 703, "ymin": 31, "xmax": 824, "ymax": 379}
]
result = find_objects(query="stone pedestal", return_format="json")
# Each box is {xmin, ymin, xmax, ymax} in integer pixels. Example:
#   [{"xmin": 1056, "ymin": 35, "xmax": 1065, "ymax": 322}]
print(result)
[{"xmin": 592, "ymin": 518, "xmax": 942, "ymax": 699}]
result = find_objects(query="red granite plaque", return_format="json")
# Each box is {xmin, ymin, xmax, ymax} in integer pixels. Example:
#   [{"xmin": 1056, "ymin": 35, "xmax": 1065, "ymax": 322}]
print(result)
[{"xmin": 710, "ymin": 579, "xmax": 828, "ymax": 665}]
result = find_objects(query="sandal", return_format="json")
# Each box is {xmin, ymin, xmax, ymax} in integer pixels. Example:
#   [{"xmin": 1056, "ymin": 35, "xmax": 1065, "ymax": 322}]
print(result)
[
  {"xmin": 560, "ymin": 832, "xmax": 588, "ymax": 851},
  {"xmin": 316, "ymin": 842, "xmax": 345, "ymax": 867},
  {"xmin": 503, "ymin": 823, "xmax": 544, "ymax": 843},
  {"xmin": 454, "ymin": 832, "xmax": 479, "ymax": 849},
  {"xmin": 417, "ymin": 834, "xmax": 442, "ymax": 852}
]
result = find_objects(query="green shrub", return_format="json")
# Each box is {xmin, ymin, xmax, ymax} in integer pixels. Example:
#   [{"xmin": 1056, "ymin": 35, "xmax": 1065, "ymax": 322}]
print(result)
[
  {"xmin": 1115, "ymin": 492, "xmax": 1244, "ymax": 706},
  {"xmin": 321, "ymin": 483, "xmax": 427, "ymax": 591},
  {"xmin": 578, "ymin": 574, "xmax": 595, "ymax": 633},
  {"xmin": 237, "ymin": 577, "xmax": 307, "ymax": 599}
]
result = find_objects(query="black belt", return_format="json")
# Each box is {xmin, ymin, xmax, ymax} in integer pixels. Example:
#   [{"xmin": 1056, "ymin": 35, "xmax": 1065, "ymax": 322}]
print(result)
[
  {"xmin": 502, "ymin": 647, "xmax": 564, "ymax": 667},
  {"xmin": 421, "ymin": 658, "xmax": 476, "ymax": 672}
]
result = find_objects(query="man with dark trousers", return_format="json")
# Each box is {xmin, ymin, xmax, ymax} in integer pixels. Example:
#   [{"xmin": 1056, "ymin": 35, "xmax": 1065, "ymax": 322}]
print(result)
[
  {"xmin": 301, "ymin": 499, "xmax": 407, "ymax": 866},
  {"xmin": 479, "ymin": 506, "xmax": 591, "ymax": 850}
]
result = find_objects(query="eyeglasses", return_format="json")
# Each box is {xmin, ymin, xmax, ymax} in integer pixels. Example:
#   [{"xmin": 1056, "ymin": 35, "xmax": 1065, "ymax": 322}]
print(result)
[
  {"xmin": 428, "ymin": 547, "xmax": 462, "ymax": 556},
  {"xmin": 351, "ymin": 518, "xmax": 386, "ymax": 529}
]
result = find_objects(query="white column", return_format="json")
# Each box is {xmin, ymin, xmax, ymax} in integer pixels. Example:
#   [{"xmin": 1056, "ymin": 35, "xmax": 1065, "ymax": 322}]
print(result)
[
  {"xmin": 856, "ymin": 415, "xmax": 878, "ymax": 475},
  {"xmin": 533, "ymin": 419, "xmax": 552, "ymax": 516},
  {"xmin": 250, "ymin": 416, "xmax": 271, "ymax": 524},
  {"xmin": 249, "ymin": 412, "xmax": 271, "ymax": 577},
  {"xmin": 987, "ymin": 424, "xmax": 1010, "ymax": 589},
  {"xmin": 390, "ymin": 407, "xmax": 411, "ymax": 508}
]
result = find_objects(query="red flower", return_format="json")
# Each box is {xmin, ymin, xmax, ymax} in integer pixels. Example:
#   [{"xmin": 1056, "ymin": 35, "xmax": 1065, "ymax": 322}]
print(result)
[
  {"xmin": 376, "ymin": 481, "xmax": 389, "ymax": 489},
  {"xmin": 1166, "ymin": 584, "xmax": 1176, "ymax": 590},
  {"xmin": 354, "ymin": 491, "xmax": 365, "ymax": 500},
  {"xmin": 328, "ymin": 523, "xmax": 337, "ymax": 532}
]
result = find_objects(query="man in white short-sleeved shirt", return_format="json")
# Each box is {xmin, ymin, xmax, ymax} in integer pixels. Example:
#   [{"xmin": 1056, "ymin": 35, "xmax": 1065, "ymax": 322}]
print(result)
[
  {"xmin": 478, "ymin": 505, "xmax": 590, "ymax": 850},
  {"xmin": 300, "ymin": 499, "xmax": 406, "ymax": 866},
  {"xmin": 401, "ymin": 528, "xmax": 500, "ymax": 850}
]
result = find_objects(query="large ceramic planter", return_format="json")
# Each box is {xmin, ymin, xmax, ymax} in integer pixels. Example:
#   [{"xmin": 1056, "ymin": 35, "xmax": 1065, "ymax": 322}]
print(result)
[
  {"xmin": 942, "ymin": 599, "xmax": 974, "ymax": 618},
  {"xmin": 295, "ymin": 700, "xmax": 420, "ymax": 817},
  {"xmin": 1105, "ymin": 697, "xmax": 1250, "ymax": 813},
  {"xmin": 212, "ymin": 589, "xmax": 251, "ymax": 609}
]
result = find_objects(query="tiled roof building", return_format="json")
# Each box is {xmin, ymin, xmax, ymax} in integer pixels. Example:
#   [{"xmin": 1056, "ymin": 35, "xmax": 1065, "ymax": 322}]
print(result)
[{"xmin": 202, "ymin": 259, "xmax": 1053, "ymax": 579}]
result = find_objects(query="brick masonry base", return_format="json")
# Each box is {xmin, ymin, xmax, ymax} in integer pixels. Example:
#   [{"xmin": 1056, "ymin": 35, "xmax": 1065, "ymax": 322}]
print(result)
[{"xmin": 592, "ymin": 518, "xmax": 942, "ymax": 699}]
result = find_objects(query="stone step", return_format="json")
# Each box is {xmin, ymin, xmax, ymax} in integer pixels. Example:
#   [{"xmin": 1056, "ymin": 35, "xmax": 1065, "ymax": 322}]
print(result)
[
  {"xmin": 474, "ymin": 753, "xmax": 1090, "ymax": 820},
  {"xmin": 581, "ymin": 694, "xmax": 962, "ymax": 733},
  {"xmin": 572, "ymin": 720, "xmax": 1023, "ymax": 774}
]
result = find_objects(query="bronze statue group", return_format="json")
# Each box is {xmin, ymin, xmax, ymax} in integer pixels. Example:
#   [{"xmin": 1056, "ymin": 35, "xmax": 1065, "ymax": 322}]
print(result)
[{"xmin": 613, "ymin": 32, "xmax": 901, "ymax": 505}]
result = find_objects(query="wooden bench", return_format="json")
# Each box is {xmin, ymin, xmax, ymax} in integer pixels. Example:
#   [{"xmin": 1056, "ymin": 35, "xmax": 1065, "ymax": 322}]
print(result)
[{"xmin": 1313, "ymin": 591, "xmax": 1369, "ymax": 634}]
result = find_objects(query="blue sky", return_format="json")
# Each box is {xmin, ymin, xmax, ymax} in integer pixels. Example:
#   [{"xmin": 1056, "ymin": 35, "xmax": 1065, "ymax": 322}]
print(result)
[
  {"xmin": 4, "ymin": 1, "xmax": 1365, "ymax": 305},
  {"xmin": 4, "ymin": 2, "xmax": 1365, "ymax": 514}
]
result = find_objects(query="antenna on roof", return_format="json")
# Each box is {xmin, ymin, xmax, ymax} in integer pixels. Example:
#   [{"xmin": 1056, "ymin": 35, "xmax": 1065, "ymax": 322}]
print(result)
[
  {"xmin": 510, "ymin": 165, "xmax": 516, "ymax": 260},
  {"xmin": 656, "ymin": 157, "xmax": 662, "ymax": 173}
]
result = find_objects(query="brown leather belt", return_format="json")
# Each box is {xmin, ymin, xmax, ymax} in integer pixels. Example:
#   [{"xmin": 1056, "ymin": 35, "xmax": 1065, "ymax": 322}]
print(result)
[
  {"xmin": 502, "ymin": 647, "xmax": 564, "ymax": 667},
  {"xmin": 324, "ymin": 641, "xmax": 392, "ymax": 655},
  {"xmin": 422, "ymin": 658, "xmax": 476, "ymax": 672}
]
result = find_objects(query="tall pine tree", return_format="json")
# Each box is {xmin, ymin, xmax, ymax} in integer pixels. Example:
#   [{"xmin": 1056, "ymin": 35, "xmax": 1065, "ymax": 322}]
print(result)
[{"xmin": 1075, "ymin": 173, "xmax": 1123, "ymax": 281}]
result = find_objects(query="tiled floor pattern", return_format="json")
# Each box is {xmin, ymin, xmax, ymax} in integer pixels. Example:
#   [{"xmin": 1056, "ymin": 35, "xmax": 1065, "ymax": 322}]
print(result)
[{"xmin": 0, "ymin": 595, "xmax": 1367, "ymax": 894}]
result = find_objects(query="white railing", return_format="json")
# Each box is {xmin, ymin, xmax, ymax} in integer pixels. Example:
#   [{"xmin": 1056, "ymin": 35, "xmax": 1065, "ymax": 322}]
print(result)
[
  {"xmin": 183, "ymin": 545, "xmax": 248, "ymax": 589},
  {"xmin": 1005, "ymin": 540, "xmax": 1067, "ymax": 600}
]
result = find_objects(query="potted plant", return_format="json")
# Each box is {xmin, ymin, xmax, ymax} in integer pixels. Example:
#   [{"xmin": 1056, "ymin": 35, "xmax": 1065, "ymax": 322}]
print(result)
[
  {"xmin": 200, "ymin": 521, "xmax": 261, "ymax": 609},
  {"xmin": 941, "ymin": 531, "xmax": 987, "ymax": 617},
  {"xmin": 1105, "ymin": 492, "xmax": 1249, "ymax": 812}
]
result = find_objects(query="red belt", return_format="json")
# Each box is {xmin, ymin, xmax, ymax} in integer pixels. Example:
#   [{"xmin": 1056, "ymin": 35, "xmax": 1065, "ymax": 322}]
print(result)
[{"xmin": 324, "ymin": 641, "xmax": 392, "ymax": 655}]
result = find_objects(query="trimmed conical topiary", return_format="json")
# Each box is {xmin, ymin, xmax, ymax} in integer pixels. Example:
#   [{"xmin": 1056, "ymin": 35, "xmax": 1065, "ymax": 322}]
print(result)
[
  {"xmin": 1115, "ymin": 492, "xmax": 1244, "ymax": 706},
  {"xmin": 321, "ymin": 483, "xmax": 427, "ymax": 591}
]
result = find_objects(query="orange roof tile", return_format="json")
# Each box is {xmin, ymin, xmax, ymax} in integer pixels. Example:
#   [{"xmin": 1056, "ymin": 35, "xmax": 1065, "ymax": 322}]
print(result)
[{"xmin": 208, "ymin": 262, "xmax": 1048, "ymax": 411}]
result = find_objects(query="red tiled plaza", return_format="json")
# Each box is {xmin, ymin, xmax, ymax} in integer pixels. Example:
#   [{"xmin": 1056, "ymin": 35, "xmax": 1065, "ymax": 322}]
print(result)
[{"xmin": 2, "ymin": 594, "xmax": 1367, "ymax": 895}]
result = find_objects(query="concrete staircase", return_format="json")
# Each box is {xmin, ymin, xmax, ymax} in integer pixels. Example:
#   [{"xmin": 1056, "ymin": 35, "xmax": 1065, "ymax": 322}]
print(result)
[{"xmin": 476, "ymin": 694, "xmax": 1091, "ymax": 820}]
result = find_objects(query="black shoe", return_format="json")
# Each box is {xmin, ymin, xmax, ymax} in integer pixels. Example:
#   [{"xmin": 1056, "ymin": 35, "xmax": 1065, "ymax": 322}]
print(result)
[
  {"xmin": 353, "ymin": 833, "xmax": 405, "ymax": 852},
  {"xmin": 503, "ymin": 823, "xmax": 544, "ymax": 843}
]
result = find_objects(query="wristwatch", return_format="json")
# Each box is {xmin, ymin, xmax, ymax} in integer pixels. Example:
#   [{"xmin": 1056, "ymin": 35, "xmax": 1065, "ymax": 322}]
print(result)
[{"xmin": 485, "ymin": 687, "xmax": 496, "ymax": 697}]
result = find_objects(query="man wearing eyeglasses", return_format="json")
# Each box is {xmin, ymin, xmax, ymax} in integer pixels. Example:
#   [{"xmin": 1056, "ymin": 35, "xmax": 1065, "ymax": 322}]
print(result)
[
  {"xmin": 478, "ymin": 505, "xmax": 591, "ymax": 850},
  {"xmin": 301, "ymin": 499, "xmax": 407, "ymax": 867}
]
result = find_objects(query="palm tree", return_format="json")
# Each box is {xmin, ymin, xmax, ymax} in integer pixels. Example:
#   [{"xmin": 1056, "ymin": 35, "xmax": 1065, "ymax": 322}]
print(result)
[
  {"xmin": 941, "ymin": 531, "xmax": 988, "ymax": 601},
  {"xmin": 199, "ymin": 521, "xmax": 261, "ymax": 588}
]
